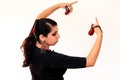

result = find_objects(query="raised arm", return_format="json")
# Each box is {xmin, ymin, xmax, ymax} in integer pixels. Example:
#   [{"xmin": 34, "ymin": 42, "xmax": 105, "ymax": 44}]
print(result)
[
  {"xmin": 86, "ymin": 18, "xmax": 103, "ymax": 67},
  {"xmin": 36, "ymin": 1, "xmax": 78, "ymax": 19}
]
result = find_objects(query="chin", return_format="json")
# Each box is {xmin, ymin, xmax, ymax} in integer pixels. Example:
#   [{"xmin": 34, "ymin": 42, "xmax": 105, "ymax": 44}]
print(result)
[{"xmin": 50, "ymin": 42, "xmax": 58, "ymax": 46}]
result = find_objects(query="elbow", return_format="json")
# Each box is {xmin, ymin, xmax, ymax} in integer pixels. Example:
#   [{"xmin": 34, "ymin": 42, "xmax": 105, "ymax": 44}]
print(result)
[
  {"xmin": 86, "ymin": 58, "xmax": 96, "ymax": 67},
  {"xmin": 86, "ymin": 61, "xmax": 95, "ymax": 67}
]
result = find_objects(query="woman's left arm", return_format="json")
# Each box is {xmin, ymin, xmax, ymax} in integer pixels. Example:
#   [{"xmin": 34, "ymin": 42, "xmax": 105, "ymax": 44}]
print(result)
[{"xmin": 36, "ymin": 1, "xmax": 78, "ymax": 19}]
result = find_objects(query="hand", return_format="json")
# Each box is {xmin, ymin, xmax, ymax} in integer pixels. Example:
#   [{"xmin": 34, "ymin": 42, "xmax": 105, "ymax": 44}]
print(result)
[
  {"xmin": 59, "ymin": 1, "xmax": 78, "ymax": 13},
  {"xmin": 93, "ymin": 18, "xmax": 103, "ymax": 36},
  {"xmin": 88, "ymin": 17, "xmax": 103, "ymax": 36}
]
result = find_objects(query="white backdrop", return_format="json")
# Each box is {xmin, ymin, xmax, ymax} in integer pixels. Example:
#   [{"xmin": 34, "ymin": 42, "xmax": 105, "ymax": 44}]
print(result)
[{"xmin": 0, "ymin": 0, "xmax": 120, "ymax": 80}]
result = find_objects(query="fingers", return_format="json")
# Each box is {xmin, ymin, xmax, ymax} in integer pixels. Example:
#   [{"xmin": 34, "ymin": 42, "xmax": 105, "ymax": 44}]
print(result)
[
  {"xmin": 70, "ymin": 1, "xmax": 78, "ymax": 5},
  {"xmin": 92, "ymin": 18, "xmax": 103, "ymax": 33},
  {"xmin": 91, "ymin": 17, "xmax": 99, "ymax": 27},
  {"xmin": 68, "ymin": 1, "xmax": 78, "ymax": 13},
  {"xmin": 95, "ymin": 17, "xmax": 99, "ymax": 25},
  {"xmin": 69, "ymin": 6, "xmax": 73, "ymax": 13},
  {"xmin": 64, "ymin": 1, "xmax": 78, "ymax": 15}
]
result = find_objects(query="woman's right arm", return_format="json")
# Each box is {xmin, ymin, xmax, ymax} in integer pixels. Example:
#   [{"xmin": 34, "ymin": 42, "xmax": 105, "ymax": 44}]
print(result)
[
  {"xmin": 86, "ymin": 18, "xmax": 103, "ymax": 67},
  {"xmin": 36, "ymin": 1, "xmax": 78, "ymax": 19}
]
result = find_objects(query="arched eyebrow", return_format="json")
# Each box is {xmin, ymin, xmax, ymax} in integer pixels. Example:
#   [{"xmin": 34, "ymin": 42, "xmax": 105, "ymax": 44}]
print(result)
[{"xmin": 52, "ymin": 31, "xmax": 58, "ymax": 36}]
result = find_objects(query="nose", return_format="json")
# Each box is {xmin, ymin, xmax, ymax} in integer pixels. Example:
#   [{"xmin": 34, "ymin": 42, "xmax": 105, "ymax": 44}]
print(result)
[{"xmin": 57, "ymin": 33, "xmax": 60, "ymax": 38}]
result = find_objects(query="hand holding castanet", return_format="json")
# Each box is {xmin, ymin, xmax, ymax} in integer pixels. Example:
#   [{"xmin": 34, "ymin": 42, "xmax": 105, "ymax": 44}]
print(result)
[
  {"xmin": 88, "ymin": 18, "xmax": 102, "ymax": 36},
  {"xmin": 64, "ymin": 1, "xmax": 78, "ymax": 15}
]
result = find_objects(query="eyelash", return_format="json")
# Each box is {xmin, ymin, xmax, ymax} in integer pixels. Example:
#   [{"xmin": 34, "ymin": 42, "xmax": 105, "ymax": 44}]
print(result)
[{"xmin": 52, "ymin": 33, "xmax": 56, "ymax": 36}]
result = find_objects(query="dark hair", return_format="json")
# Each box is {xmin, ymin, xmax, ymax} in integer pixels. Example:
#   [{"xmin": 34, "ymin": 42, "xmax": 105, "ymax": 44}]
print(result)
[{"xmin": 21, "ymin": 18, "xmax": 57, "ymax": 67}]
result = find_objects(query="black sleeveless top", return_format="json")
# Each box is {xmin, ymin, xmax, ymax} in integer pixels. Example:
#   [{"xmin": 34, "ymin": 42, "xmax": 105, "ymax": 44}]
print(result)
[{"xmin": 29, "ymin": 46, "xmax": 86, "ymax": 80}]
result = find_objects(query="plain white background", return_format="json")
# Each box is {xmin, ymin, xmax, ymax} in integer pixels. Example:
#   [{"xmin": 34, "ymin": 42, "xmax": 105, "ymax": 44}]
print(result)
[{"xmin": 0, "ymin": 0, "xmax": 120, "ymax": 80}]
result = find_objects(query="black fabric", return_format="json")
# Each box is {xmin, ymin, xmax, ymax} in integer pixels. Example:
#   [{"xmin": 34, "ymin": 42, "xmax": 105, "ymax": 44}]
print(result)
[{"xmin": 29, "ymin": 46, "xmax": 86, "ymax": 80}]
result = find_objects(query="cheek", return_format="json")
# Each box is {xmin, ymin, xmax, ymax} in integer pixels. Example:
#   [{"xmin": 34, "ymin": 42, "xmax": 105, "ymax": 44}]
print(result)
[{"xmin": 45, "ymin": 37, "xmax": 57, "ymax": 45}]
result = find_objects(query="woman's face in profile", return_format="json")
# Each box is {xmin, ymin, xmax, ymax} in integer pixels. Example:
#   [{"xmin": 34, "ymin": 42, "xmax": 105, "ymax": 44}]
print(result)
[{"xmin": 44, "ymin": 26, "xmax": 60, "ymax": 46}]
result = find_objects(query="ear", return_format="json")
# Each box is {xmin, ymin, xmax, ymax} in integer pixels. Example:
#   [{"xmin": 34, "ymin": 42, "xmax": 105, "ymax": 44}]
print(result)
[{"xmin": 39, "ymin": 35, "xmax": 46, "ymax": 42}]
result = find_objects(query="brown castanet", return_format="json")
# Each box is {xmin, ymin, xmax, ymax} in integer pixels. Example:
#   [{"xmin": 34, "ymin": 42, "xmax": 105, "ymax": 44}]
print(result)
[
  {"xmin": 88, "ymin": 24, "xmax": 94, "ymax": 36},
  {"xmin": 65, "ymin": 6, "xmax": 70, "ymax": 15}
]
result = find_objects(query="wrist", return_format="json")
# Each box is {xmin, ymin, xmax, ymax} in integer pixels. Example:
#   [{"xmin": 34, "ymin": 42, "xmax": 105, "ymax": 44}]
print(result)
[
  {"xmin": 97, "ymin": 33, "xmax": 103, "ymax": 38},
  {"xmin": 57, "ymin": 3, "xmax": 68, "ymax": 9}
]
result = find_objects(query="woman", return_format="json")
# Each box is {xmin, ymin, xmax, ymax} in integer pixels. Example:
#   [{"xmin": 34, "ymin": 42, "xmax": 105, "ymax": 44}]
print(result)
[{"xmin": 21, "ymin": 1, "xmax": 103, "ymax": 80}]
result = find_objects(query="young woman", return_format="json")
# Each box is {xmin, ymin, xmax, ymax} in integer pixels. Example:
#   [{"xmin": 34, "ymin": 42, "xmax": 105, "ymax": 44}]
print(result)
[{"xmin": 21, "ymin": 1, "xmax": 103, "ymax": 80}]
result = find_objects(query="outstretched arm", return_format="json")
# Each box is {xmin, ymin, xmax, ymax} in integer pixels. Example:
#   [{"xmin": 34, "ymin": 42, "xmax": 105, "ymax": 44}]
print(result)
[
  {"xmin": 36, "ymin": 1, "xmax": 78, "ymax": 19},
  {"xmin": 86, "ymin": 18, "xmax": 103, "ymax": 67}
]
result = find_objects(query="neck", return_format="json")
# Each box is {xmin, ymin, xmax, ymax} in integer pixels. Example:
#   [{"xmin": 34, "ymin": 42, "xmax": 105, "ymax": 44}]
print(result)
[{"xmin": 36, "ymin": 41, "xmax": 49, "ymax": 50}]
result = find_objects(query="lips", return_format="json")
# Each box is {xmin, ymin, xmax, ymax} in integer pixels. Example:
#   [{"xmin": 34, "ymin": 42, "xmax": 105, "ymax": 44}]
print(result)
[{"xmin": 56, "ymin": 40, "xmax": 58, "ymax": 43}]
